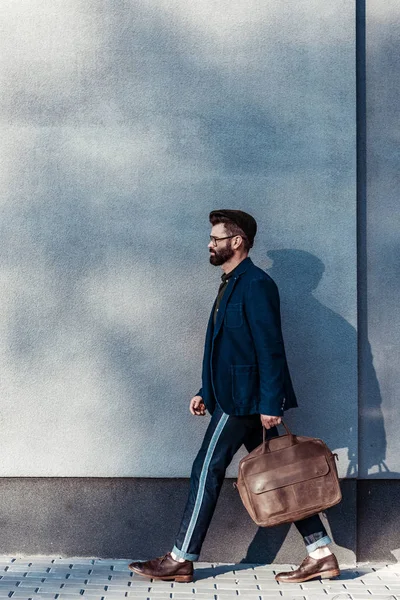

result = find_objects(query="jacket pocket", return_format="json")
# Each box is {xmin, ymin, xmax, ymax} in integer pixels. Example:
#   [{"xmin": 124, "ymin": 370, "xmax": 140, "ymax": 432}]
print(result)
[
  {"xmin": 231, "ymin": 364, "xmax": 259, "ymax": 404},
  {"xmin": 225, "ymin": 303, "xmax": 243, "ymax": 328}
]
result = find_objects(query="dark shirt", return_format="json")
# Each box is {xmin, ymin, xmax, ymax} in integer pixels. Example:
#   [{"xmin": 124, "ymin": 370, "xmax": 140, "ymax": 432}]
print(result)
[{"xmin": 213, "ymin": 262, "xmax": 241, "ymax": 326}]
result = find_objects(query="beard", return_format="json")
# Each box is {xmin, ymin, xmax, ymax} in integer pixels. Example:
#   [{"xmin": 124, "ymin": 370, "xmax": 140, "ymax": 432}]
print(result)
[{"xmin": 209, "ymin": 241, "xmax": 235, "ymax": 266}]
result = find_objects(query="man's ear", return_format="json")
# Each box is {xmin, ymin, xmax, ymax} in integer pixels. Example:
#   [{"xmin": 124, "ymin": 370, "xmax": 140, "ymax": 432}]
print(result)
[{"xmin": 234, "ymin": 235, "xmax": 244, "ymax": 249}]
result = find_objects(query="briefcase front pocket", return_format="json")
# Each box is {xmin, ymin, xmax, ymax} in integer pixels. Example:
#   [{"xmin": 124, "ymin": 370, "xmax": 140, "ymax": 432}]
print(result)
[
  {"xmin": 247, "ymin": 455, "xmax": 330, "ymax": 494},
  {"xmin": 245, "ymin": 455, "xmax": 331, "ymax": 523}
]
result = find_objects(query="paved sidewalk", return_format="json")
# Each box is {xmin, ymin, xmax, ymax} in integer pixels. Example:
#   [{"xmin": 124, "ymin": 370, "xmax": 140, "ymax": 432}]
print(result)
[{"xmin": 0, "ymin": 557, "xmax": 399, "ymax": 600}]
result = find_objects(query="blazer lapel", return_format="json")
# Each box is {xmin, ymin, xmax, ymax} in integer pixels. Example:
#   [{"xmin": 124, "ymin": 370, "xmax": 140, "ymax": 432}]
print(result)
[{"xmin": 212, "ymin": 257, "xmax": 253, "ymax": 338}]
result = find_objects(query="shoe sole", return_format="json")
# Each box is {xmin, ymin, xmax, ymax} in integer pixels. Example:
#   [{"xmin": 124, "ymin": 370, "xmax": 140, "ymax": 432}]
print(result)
[
  {"xmin": 128, "ymin": 564, "xmax": 193, "ymax": 583},
  {"xmin": 275, "ymin": 568, "xmax": 340, "ymax": 583}
]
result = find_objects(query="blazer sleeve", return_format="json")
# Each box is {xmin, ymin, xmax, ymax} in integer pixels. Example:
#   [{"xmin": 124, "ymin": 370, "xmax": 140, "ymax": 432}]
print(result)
[
  {"xmin": 244, "ymin": 276, "xmax": 286, "ymax": 416},
  {"xmin": 196, "ymin": 388, "xmax": 203, "ymax": 398}
]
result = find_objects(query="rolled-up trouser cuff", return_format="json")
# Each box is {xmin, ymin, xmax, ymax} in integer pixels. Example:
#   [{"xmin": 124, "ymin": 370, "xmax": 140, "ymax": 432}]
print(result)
[
  {"xmin": 172, "ymin": 545, "xmax": 199, "ymax": 562},
  {"xmin": 305, "ymin": 535, "xmax": 332, "ymax": 553}
]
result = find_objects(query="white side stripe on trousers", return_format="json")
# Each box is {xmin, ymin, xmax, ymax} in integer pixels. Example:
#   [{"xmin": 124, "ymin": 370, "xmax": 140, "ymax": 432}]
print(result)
[{"xmin": 181, "ymin": 412, "xmax": 229, "ymax": 554}]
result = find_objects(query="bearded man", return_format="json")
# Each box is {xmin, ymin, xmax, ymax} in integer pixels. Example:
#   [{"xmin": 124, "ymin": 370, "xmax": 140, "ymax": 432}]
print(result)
[{"xmin": 129, "ymin": 209, "xmax": 339, "ymax": 584}]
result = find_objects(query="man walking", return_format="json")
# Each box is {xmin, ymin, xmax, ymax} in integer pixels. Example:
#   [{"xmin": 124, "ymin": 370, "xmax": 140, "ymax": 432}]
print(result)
[{"xmin": 129, "ymin": 210, "xmax": 340, "ymax": 583}]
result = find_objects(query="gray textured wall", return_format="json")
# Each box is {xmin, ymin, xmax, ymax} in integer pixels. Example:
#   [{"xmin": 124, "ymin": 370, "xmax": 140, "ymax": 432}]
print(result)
[
  {"xmin": 0, "ymin": 0, "xmax": 356, "ymax": 477},
  {"xmin": 359, "ymin": 0, "xmax": 400, "ymax": 478}
]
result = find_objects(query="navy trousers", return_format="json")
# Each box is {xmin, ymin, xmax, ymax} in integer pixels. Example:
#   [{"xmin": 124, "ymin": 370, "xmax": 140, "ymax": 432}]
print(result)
[{"xmin": 173, "ymin": 405, "xmax": 332, "ymax": 561}]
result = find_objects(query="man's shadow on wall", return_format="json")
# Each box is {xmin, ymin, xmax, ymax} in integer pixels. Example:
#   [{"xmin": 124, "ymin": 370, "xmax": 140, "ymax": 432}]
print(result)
[{"xmin": 235, "ymin": 249, "xmax": 389, "ymax": 564}]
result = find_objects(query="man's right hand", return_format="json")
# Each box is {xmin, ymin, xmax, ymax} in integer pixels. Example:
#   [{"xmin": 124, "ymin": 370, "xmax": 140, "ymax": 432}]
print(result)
[
  {"xmin": 190, "ymin": 395, "xmax": 206, "ymax": 416},
  {"xmin": 260, "ymin": 414, "xmax": 282, "ymax": 429}
]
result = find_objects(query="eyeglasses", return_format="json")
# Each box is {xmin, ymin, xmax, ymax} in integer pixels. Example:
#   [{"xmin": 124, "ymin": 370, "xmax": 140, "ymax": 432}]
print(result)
[{"xmin": 209, "ymin": 235, "xmax": 238, "ymax": 247}]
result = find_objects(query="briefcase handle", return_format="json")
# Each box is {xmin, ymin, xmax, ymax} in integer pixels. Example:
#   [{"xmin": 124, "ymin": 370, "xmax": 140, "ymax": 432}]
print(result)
[{"xmin": 262, "ymin": 420, "xmax": 296, "ymax": 453}]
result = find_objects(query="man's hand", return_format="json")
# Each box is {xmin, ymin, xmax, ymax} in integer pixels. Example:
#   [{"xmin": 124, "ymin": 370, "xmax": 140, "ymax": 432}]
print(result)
[
  {"xmin": 260, "ymin": 414, "xmax": 282, "ymax": 429},
  {"xmin": 190, "ymin": 395, "xmax": 207, "ymax": 416}
]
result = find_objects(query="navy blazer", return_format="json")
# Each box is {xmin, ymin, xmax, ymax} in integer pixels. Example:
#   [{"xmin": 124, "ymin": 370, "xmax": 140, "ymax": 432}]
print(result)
[{"xmin": 196, "ymin": 256, "xmax": 298, "ymax": 416}]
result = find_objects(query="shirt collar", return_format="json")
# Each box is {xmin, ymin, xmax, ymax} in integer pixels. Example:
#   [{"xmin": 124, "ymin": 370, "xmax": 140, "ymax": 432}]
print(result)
[{"xmin": 221, "ymin": 260, "xmax": 243, "ymax": 283}]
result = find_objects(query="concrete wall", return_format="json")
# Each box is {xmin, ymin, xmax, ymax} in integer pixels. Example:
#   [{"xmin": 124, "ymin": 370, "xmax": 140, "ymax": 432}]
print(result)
[
  {"xmin": 358, "ymin": 0, "xmax": 400, "ymax": 478},
  {"xmin": 0, "ymin": 0, "xmax": 356, "ymax": 478}
]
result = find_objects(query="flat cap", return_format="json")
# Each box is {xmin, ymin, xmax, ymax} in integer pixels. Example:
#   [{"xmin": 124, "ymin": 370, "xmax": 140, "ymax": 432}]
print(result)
[{"xmin": 209, "ymin": 209, "xmax": 257, "ymax": 247}]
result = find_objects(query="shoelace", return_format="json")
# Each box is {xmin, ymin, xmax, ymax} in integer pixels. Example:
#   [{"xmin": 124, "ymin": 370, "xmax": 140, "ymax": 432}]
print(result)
[{"xmin": 159, "ymin": 553, "xmax": 170, "ymax": 565}]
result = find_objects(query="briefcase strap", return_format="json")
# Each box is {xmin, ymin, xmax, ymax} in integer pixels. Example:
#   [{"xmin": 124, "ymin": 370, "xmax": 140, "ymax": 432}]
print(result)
[{"xmin": 262, "ymin": 420, "xmax": 296, "ymax": 453}]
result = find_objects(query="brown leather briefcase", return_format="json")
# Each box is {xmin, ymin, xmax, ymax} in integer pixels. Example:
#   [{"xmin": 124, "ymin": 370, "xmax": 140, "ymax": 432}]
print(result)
[{"xmin": 234, "ymin": 421, "xmax": 342, "ymax": 527}]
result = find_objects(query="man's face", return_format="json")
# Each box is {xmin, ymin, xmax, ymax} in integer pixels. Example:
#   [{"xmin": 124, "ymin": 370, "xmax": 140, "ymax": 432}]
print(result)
[{"xmin": 208, "ymin": 223, "xmax": 235, "ymax": 266}]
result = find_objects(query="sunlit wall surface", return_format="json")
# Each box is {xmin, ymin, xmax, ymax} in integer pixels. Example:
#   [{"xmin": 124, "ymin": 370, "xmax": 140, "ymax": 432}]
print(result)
[
  {"xmin": 359, "ymin": 0, "xmax": 400, "ymax": 479},
  {"xmin": 0, "ymin": 0, "xmax": 356, "ymax": 476}
]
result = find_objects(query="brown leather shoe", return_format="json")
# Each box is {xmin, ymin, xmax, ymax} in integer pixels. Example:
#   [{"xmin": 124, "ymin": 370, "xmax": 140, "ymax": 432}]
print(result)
[
  {"xmin": 275, "ymin": 553, "xmax": 340, "ymax": 583},
  {"xmin": 128, "ymin": 552, "xmax": 194, "ymax": 583}
]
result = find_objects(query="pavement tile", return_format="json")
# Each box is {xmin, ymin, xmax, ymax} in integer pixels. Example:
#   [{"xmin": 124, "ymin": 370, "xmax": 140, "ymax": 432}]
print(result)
[
  {"xmin": 178, "ymin": 592, "xmax": 212, "ymax": 597},
  {"xmin": 0, "ymin": 582, "xmax": 20, "ymax": 589},
  {"xmin": 44, "ymin": 584, "xmax": 85, "ymax": 591},
  {"xmin": 317, "ymin": 584, "xmax": 349, "ymax": 593},
  {"xmin": 10, "ymin": 593, "xmax": 53, "ymax": 599},
  {"xmin": 170, "ymin": 582, "xmax": 202, "ymax": 597},
  {"xmin": 104, "ymin": 592, "xmax": 135, "ymax": 600},
  {"xmin": 220, "ymin": 594, "xmax": 257, "ymax": 598},
  {"xmin": 27, "ymin": 573, "xmax": 66, "ymax": 579},
  {"xmin": 318, "ymin": 595, "xmax": 351, "ymax": 600},
  {"xmin": 56, "ymin": 596, "xmax": 103, "ymax": 600},
  {"xmin": 348, "ymin": 596, "xmax": 396, "ymax": 600},
  {"xmin": 303, "ymin": 581, "xmax": 344, "ymax": 589},
  {"xmin": 12, "ymin": 596, "xmax": 57, "ymax": 600},
  {"xmin": 60, "ymin": 574, "xmax": 93, "ymax": 580},
  {"xmin": 297, "ymin": 594, "xmax": 341, "ymax": 599},
  {"xmin": 278, "ymin": 592, "xmax": 309, "ymax": 598},
  {"xmin": 147, "ymin": 585, "xmax": 176, "ymax": 593},
  {"xmin": 109, "ymin": 565, "xmax": 132, "ymax": 573},
  {"xmin": 198, "ymin": 577, "xmax": 234, "ymax": 583},
  {"xmin": 170, "ymin": 597, "xmax": 205, "ymax": 600},
  {"xmin": 82, "ymin": 584, "xmax": 110, "ymax": 591},
  {"xmin": 125, "ymin": 595, "xmax": 163, "ymax": 599},
  {"xmin": 250, "ymin": 564, "xmax": 284, "ymax": 570},
  {"xmin": 357, "ymin": 585, "xmax": 392, "ymax": 592},
  {"xmin": 104, "ymin": 592, "xmax": 134, "ymax": 600},
  {"xmin": 275, "ymin": 585, "xmax": 303, "ymax": 593},
  {"xmin": 214, "ymin": 583, "xmax": 259, "ymax": 590},
  {"xmin": 3, "ymin": 567, "xmax": 30, "ymax": 574}
]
